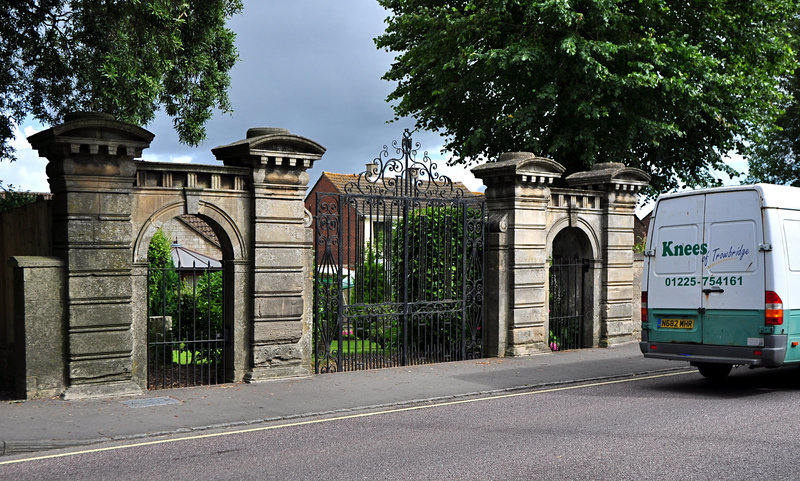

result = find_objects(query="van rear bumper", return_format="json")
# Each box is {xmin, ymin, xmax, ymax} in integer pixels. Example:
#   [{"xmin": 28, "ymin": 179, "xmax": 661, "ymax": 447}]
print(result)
[{"xmin": 639, "ymin": 334, "xmax": 787, "ymax": 367}]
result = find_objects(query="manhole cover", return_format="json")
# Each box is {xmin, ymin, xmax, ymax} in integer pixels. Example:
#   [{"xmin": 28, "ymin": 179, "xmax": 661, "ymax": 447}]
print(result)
[{"xmin": 120, "ymin": 397, "xmax": 180, "ymax": 408}]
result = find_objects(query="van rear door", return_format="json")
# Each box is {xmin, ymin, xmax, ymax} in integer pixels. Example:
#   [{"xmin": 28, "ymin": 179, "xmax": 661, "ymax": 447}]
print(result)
[
  {"xmin": 647, "ymin": 194, "xmax": 705, "ymax": 344},
  {"xmin": 701, "ymin": 190, "xmax": 765, "ymax": 346}
]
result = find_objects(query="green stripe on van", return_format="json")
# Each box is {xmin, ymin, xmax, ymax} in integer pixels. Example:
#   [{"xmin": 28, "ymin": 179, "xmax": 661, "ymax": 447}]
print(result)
[
  {"xmin": 647, "ymin": 309, "xmax": 765, "ymax": 346},
  {"xmin": 703, "ymin": 309, "xmax": 766, "ymax": 346},
  {"xmin": 646, "ymin": 308, "xmax": 800, "ymax": 365}
]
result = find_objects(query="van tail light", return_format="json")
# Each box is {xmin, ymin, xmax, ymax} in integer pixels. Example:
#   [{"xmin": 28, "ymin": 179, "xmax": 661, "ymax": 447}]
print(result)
[
  {"xmin": 765, "ymin": 291, "xmax": 783, "ymax": 326},
  {"xmin": 641, "ymin": 291, "xmax": 648, "ymax": 321}
]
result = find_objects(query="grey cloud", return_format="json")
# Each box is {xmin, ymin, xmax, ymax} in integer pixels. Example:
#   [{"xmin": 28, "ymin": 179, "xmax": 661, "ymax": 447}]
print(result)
[{"xmin": 145, "ymin": 1, "xmax": 449, "ymax": 187}]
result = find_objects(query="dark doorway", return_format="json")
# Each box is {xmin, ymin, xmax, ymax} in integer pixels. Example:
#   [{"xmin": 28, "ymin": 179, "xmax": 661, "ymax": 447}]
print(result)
[
  {"xmin": 146, "ymin": 222, "xmax": 227, "ymax": 389},
  {"xmin": 549, "ymin": 227, "xmax": 593, "ymax": 351}
]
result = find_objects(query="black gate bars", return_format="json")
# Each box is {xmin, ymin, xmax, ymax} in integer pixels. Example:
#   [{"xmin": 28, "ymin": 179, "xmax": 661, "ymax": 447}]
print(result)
[
  {"xmin": 548, "ymin": 258, "xmax": 588, "ymax": 351},
  {"xmin": 147, "ymin": 260, "xmax": 226, "ymax": 389},
  {"xmin": 313, "ymin": 130, "xmax": 486, "ymax": 373}
]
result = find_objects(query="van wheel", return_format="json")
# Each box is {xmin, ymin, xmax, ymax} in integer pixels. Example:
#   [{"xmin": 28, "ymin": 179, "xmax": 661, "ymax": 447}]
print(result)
[{"xmin": 696, "ymin": 363, "xmax": 732, "ymax": 379}]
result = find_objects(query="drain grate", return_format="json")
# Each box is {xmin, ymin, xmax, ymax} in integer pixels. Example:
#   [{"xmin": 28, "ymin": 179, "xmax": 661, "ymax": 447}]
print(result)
[{"xmin": 120, "ymin": 396, "xmax": 180, "ymax": 408}]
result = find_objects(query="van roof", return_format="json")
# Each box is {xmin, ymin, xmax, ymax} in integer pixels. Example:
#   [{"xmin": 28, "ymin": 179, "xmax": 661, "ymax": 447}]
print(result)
[{"xmin": 657, "ymin": 183, "xmax": 800, "ymax": 210}]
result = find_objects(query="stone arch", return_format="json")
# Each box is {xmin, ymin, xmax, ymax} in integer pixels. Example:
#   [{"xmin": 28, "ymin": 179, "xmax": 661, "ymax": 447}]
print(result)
[
  {"xmin": 132, "ymin": 197, "xmax": 248, "ymax": 386},
  {"xmin": 132, "ymin": 199, "xmax": 246, "ymax": 264},
  {"xmin": 546, "ymin": 219, "xmax": 599, "ymax": 349},
  {"xmin": 546, "ymin": 217, "xmax": 599, "ymax": 261}
]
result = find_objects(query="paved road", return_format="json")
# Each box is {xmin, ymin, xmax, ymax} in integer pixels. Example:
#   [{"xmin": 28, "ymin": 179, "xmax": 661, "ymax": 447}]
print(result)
[{"xmin": 4, "ymin": 366, "xmax": 800, "ymax": 480}]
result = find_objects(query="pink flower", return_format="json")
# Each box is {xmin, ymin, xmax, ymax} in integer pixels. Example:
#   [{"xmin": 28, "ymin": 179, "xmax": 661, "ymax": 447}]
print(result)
[{"xmin": 550, "ymin": 342, "xmax": 559, "ymax": 351}]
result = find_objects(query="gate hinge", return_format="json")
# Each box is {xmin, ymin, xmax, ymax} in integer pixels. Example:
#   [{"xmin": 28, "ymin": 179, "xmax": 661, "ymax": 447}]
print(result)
[
  {"xmin": 643, "ymin": 249, "xmax": 655, "ymax": 257},
  {"xmin": 759, "ymin": 243, "xmax": 772, "ymax": 252}
]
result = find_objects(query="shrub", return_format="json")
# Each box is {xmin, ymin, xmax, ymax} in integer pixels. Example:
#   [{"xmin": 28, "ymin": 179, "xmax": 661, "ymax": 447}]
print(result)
[{"xmin": 0, "ymin": 182, "xmax": 37, "ymax": 213}]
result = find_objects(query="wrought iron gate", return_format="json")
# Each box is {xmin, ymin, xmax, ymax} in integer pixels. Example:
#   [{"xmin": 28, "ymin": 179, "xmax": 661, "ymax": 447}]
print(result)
[
  {"xmin": 147, "ymin": 260, "xmax": 226, "ymax": 389},
  {"xmin": 313, "ymin": 130, "xmax": 485, "ymax": 373},
  {"xmin": 548, "ymin": 258, "xmax": 588, "ymax": 351}
]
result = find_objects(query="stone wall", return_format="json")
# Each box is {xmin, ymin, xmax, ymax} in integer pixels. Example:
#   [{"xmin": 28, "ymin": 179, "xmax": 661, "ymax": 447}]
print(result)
[
  {"xmin": 0, "ymin": 198, "xmax": 52, "ymax": 392},
  {"xmin": 212, "ymin": 127, "xmax": 324, "ymax": 379},
  {"xmin": 9, "ymin": 257, "xmax": 65, "ymax": 399},
  {"xmin": 473, "ymin": 154, "xmax": 649, "ymax": 354},
  {"xmin": 5, "ymin": 113, "xmax": 647, "ymax": 399}
]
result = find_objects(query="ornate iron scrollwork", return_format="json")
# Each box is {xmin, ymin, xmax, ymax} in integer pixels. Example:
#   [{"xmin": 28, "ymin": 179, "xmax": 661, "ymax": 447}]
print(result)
[
  {"xmin": 313, "ymin": 130, "xmax": 484, "ymax": 374},
  {"xmin": 343, "ymin": 129, "xmax": 464, "ymax": 198}
]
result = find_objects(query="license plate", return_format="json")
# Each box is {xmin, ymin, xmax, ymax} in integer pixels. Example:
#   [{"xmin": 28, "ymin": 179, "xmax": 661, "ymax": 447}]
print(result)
[{"xmin": 658, "ymin": 318, "xmax": 694, "ymax": 329}]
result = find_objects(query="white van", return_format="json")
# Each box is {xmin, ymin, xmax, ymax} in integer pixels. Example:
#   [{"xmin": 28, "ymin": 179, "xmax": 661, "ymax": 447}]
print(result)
[{"xmin": 640, "ymin": 184, "xmax": 800, "ymax": 378}]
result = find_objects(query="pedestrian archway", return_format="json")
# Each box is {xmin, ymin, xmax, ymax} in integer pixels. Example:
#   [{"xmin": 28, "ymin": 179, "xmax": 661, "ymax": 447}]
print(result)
[
  {"xmin": 549, "ymin": 226, "xmax": 595, "ymax": 351},
  {"xmin": 142, "ymin": 214, "xmax": 231, "ymax": 389}
]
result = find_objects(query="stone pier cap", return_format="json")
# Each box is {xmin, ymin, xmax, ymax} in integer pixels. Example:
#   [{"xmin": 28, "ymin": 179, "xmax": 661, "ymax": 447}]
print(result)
[
  {"xmin": 27, "ymin": 112, "xmax": 154, "ymax": 160},
  {"xmin": 565, "ymin": 162, "xmax": 650, "ymax": 192},
  {"xmin": 211, "ymin": 127, "xmax": 326, "ymax": 186},
  {"xmin": 212, "ymin": 127, "xmax": 326, "ymax": 167},
  {"xmin": 471, "ymin": 152, "xmax": 565, "ymax": 185}
]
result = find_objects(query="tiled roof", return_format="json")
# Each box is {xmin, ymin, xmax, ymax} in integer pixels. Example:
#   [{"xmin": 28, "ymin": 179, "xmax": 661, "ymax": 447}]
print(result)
[
  {"xmin": 177, "ymin": 214, "xmax": 220, "ymax": 248},
  {"xmin": 321, "ymin": 172, "xmax": 359, "ymax": 193}
]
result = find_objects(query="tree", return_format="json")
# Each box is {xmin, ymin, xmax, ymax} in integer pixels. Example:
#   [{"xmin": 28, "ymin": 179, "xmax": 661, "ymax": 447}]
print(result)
[
  {"xmin": 0, "ymin": 0, "xmax": 242, "ymax": 162},
  {"xmin": 746, "ymin": 18, "xmax": 800, "ymax": 185},
  {"xmin": 375, "ymin": 0, "xmax": 798, "ymax": 195},
  {"xmin": 147, "ymin": 227, "xmax": 178, "ymax": 318}
]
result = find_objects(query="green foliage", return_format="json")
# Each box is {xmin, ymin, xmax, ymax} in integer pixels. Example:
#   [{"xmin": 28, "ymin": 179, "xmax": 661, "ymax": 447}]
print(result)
[
  {"xmin": 177, "ymin": 270, "xmax": 223, "ymax": 340},
  {"xmin": 633, "ymin": 236, "xmax": 647, "ymax": 254},
  {"xmin": 0, "ymin": 181, "xmax": 37, "ymax": 213},
  {"xmin": 352, "ymin": 242, "xmax": 391, "ymax": 305},
  {"xmin": 376, "ymin": 0, "xmax": 798, "ymax": 195},
  {"xmin": 746, "ymin": 17, "xmax": 800, "ymax": 185},
  {"xmin": 348, "ymin": 242, "xmax": 399, "ymax": 347},
  {"xmin": 390, "ymin": 205, "xmax": 482, "ymax": 349},
  {"xmin": 0, "ymin": 0, "xmax": 242, "ymax": 162},
  {"xmin": 391, "ymin": 206, "xmax": 467, "ymax": 302},
  {"xmin": 147, "ymin": 228, "xmax": 178, "ymax": 317},
  {"xmin": 147, "ymin": 227, "xmax": 224, "ymax": 364}
]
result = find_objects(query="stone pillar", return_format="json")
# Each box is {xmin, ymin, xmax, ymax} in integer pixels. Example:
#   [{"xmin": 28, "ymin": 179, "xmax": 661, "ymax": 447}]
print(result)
[
  {"xmin": 566, "ymin": 163, "xmax": 649, "ymax": 346},
  {"xmin": 9, "ymin": 257, "xmax": 66, "ymax": 399},
  {"xmin": 472, "ymin": 153, "xmax": 565, "ymax": 356},
  {"xmin": 212, "ymin": 128, "xmax": 325, "ymax": 380},
  {"xmin": 28, "ymin": 112, "xmax": 154, "ymax": 398}
]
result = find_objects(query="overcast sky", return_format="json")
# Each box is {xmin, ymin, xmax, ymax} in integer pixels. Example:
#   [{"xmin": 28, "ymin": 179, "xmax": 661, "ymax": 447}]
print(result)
[
  {"xmin": 2, "ymin": 1, "xmax": 747, "ymax": 210},
  {"xmin": 1, "ymin": 1, "xmax": 483, "ymax": 194}
]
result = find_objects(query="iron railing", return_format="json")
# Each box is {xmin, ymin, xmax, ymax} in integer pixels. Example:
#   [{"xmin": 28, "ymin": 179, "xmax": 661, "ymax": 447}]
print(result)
[
  {"xmin": 548, "ymin": 258, "xmax": 588, "ymax": 351},
  {"xmin": 313, "ymin": 130, "xmax": 485, "ymax": 373},
  {"xmin": 147, "ymin": 261, "xmax": 226, "ymax": 389}
]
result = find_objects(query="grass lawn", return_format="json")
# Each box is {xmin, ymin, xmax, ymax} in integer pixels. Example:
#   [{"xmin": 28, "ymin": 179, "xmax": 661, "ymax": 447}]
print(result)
[
  {"xmin": 331, "ymin": 338, "xmax": 383, "ymax": 355},
  {"xmin": 172, "ymin": 348, "xmax": 221, "ymax": 365}
]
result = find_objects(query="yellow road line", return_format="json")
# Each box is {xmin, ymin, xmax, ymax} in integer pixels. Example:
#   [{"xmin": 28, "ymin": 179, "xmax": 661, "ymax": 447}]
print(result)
[{"xmin": 0, "ymin": 370, "xmax": 694, "ymax": 466}]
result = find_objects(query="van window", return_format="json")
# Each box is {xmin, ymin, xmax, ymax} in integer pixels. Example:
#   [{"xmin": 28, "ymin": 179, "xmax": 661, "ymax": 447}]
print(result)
[
  {"xmin": 784, "ymin": 219, "xmax": 800, "ymax": 272},
  {"xmin": 654, "ymin": 224, "xmax": 701, "ymax": 275},
  {"xmin": 705, "ymin": 220, "xmax": 757, "ymax": 274}
]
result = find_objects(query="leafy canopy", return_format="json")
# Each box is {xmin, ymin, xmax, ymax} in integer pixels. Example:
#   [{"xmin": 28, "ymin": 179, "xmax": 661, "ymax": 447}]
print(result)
[
  {"xmin": 375, "ymin": 0, "xmax": 798, "ymax": 194},
  {"xmin": 746, "ymin": 17, "xmax": 800, "ymax": 185},
  {"xmin": 0, "ymin": 0, "xmax": 242, "ymax": 161}
]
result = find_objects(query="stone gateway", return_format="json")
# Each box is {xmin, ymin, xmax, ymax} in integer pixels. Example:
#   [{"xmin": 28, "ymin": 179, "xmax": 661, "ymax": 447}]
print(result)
[{"xmin": 1, "ymin": 115, "xmax": 647, "ymax": 399}]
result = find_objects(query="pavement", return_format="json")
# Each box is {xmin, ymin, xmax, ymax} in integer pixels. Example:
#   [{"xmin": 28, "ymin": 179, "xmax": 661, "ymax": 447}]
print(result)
[{"xmin": 0, "ymin": 342, "xmax": 691, "ymax": 456}]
